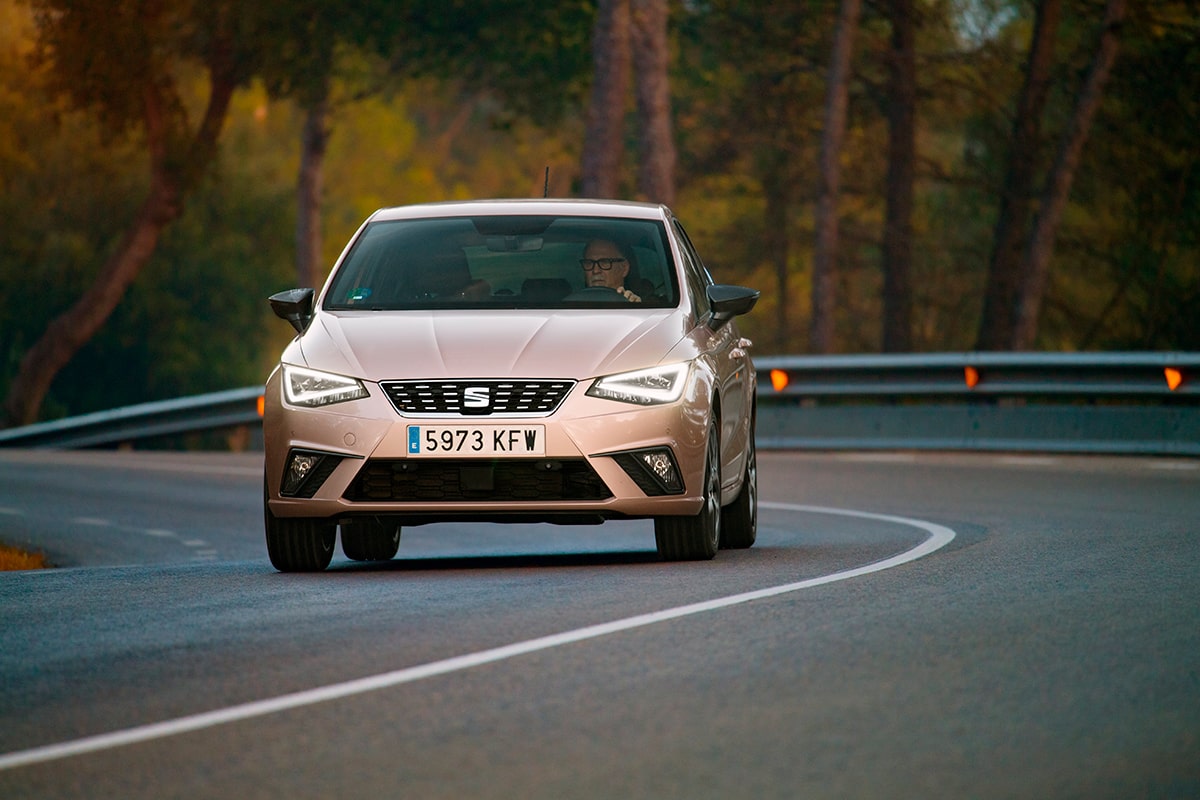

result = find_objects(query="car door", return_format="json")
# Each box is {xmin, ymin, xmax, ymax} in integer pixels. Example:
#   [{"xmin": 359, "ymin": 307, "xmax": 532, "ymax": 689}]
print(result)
[{"xmin": 673, "ymin": 220, "xmax": 751, "ymax": 493}]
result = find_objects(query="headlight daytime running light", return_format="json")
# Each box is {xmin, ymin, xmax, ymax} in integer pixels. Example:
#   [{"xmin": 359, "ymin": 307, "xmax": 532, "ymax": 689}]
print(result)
[
  {"xmin": 586, "ymin": 362, "xmax": 690, "ymax": 406},
  {"xmin": 282, "ymin": 364, "xmax": 369, "ymax": 407}
]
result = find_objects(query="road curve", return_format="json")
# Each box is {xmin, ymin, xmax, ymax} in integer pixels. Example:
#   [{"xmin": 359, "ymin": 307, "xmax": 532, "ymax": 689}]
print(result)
[{"xmin": 0, "ymin": 449, "xmax": 1197, "ymax": 798}]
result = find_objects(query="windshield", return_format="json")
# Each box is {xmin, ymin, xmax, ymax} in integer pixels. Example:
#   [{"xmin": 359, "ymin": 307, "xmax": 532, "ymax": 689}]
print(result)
[{"xmin": 323, "ymin": 215, "xmax": 679, "ymax": 310}]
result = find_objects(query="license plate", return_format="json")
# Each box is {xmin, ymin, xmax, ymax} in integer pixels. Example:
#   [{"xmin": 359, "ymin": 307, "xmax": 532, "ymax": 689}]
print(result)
[{"xmin": 406, "ymin": 425, "xmax": 546, "ymax": 457}]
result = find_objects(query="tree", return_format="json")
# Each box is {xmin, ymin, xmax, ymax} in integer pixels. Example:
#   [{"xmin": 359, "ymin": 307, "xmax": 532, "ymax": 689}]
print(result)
[
  {"xmin": 1011, "ymin": 0, "xmax": 1127, "ymax": 348},
  {"xmin": 296, "ymin": 93, "xmax": 331, "ymax": 290},
  {"xmin": 248, "ymin": 0, "xmax": 368, "ymax": 290},
  {"xmin": 1072, "ymin": 0, "xmax": 1200, "ymax": 350},
  {"xmin": 582, "ymin": 0, "xmax": 633, "ymax": 198},
  {"xmin": 975, "ymin": 0, "xmax": 1062, "ymax": 350},
  {"xmin": 881, "ymin": 0, "xmax": 917, "ymax": 352},
  {"xmin": 4, "ymin": 0, "xmax": 599, "ymax": 426},
  {"xmin": 811, "ymin": 0, "xmax": 863, "ymax": 353},
  {"xmin": 288, "ymin": 0, "xmax": 593, "ymax": 285},
  {"xmin": 632, "ymin": 0, "xmax": 675, "ymax": 205},
  {"xmin": 581, "ymin": 0, "xmax": 676, "ymax": 203},
  {"xmin": 3, "ymin": 1, "xmax": 254, "ymax": 427}
]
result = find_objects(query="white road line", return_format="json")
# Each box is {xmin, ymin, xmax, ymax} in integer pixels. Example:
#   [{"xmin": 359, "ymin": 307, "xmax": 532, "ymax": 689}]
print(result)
[
  {"xmin": 141, "ymin": 529, "xmax": 177, "ymax": 539},
  {"xmin": 0, "ymin": 507, "xmax": 23, "ymax": 516},
  {"xmin": 999, "ymin": 456, "xmax": 1059, "ymax": 466},
  {"xmin": 836, "ymin": 453, "xmax": 917, "ymax": 463},
  {"xmin": 0, "ymin": 502, "xmax": 955, "ymax": 772},
  {"xmin": 182, "ymin": 539, "xmax": 208, "ymax": 548},
  {"xmin": 1146, "ymin": 461, "xmax": 1199, "ymax": 471},
  {"xmin": 72, "ymin": 517, "xmax": 112, "ymax": 527},
  {"xmin": 127, "ymin": 464, "xmax": 262, "ymax": 478}
]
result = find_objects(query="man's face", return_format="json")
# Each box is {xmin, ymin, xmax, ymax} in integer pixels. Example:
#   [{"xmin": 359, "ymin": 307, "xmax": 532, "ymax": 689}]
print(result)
[{"xmin": 581, "ymin": 240, "xmax": 629, "ymax": 290}]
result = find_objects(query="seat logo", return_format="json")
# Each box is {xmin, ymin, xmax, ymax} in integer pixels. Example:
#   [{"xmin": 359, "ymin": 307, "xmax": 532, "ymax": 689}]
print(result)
[{"xmin": 463, "ymin": 386, "xmax": 491, "ymax": 409}]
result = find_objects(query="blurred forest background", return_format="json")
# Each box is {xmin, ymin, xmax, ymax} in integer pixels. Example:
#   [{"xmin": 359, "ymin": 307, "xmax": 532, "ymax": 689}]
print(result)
[{"xmin": 0, "ymin": 0, "xmax": 1197, "ymax": 426}]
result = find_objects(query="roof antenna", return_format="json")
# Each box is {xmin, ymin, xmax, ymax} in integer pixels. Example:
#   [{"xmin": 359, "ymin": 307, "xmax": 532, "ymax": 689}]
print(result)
[{"xmin": 543, "ymin": 166, "xmax": 550, "ymax": 198}]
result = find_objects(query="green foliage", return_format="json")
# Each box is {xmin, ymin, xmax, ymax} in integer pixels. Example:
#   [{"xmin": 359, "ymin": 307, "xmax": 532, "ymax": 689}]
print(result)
[
  {"xmin": 1041, "ymin": 0, "xmax": 1200, "ymax": 349},
  {"xmin": 4, "ymin": 0, "xmax": 1200, "ymax": 427},
  {"xmin": 1, "ymin": 0, "xmax": 591, "ymax": 420},
  {"xmin": 11, "ymin": 82, "xmax": 298, "ymax": 415},
  {"xmin": 0, "ymin": 7, "xmax": 145, "ymax": 416},
  {"xmin": 53, "ymin": 161, "xmax": 295, "ymax": 409},
  {"xmin": 385, "ymin": 0, "xmax": 596, "ymax": 124}
]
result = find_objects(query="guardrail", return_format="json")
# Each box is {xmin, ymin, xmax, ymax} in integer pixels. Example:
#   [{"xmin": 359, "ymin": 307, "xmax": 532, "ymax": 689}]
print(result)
[
  {"xmin": 0, "ymin": 387, "xmax": 265, "ymax": 450},
  {"xmin": 754, "ymin": 352, "xmax": 1199, "ymax": 455},
  {"xmin": 0, "ymin": 353, "xmax": 1196, "ymax": 455}
]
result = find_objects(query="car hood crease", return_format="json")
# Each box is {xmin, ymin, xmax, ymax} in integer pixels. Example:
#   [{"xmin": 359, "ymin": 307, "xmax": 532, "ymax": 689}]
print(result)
[{"xmin": 298, "ymin": 310, "xmax": 691, "ymax": 381}]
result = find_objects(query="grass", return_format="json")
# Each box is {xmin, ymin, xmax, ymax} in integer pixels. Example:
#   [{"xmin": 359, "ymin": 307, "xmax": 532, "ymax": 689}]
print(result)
[{"xmin": 0, "ymin": 542, "xmax": 50, "ymax": 571}]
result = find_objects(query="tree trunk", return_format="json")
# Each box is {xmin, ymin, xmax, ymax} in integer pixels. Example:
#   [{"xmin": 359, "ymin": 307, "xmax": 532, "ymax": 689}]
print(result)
[
  {"xmin": 810, "ymin": 0, "xmax": 862, "ymax": 353},
  {"xmin": 297, "ymin": 93, "xmax": 330, "ymax": 290},
  {"xmin": 2, "ymin": 63, "xmax": 237, "ymax": 427},
  {"xmin": 581, "ymin": 0, "xmax": 632, "ymax": 199},
  {"xmin": 761, "ymin": 151, "xmax": 793, "ymax": 351},
  {"xmin": 882, "ymin": 0, "xmax": 917, "ymax": 353},
  {"xmin": 1011, "ymin": 0, "xmax": 1126, "ymax": 349},
  {"xmin": 975, "ymin": 0, "xmax": 1062, "ymax": 350},
  {"xmin": 631, "ymin": 0, "xmax": 675, "ymax": 206}
]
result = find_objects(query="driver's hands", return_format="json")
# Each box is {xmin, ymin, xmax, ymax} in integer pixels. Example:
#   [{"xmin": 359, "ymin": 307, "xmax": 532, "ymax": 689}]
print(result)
[{"xmin": 619, "ymin": 288, "xmax": 642, "ymax": 303}]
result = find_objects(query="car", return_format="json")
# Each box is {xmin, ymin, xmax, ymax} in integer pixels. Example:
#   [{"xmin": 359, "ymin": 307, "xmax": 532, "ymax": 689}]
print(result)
[{"xmin": 263, "ymin": 199, "xmax": 759, "ymax": 572}]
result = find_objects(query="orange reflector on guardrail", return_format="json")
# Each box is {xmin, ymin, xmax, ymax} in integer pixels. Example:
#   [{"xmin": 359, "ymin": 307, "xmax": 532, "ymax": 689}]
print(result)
[
  {"xmin": 257, "ymin": 395, "xmax": 266, "ymax": 417},
  {"xmin": 1165, "ymin": 368, "xmax": 1183, "ymax": 391},
  {"xmin": 964, "ymin": 366, "xmax": 980, "ymax": 389},
  {"xmin": 770, "ymin": 369, "xmax": 789, "ymax": 392}
]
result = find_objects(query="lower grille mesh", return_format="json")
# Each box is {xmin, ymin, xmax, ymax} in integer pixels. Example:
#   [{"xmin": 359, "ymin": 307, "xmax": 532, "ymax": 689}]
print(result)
[{"xmin": 345, "ymin": 459, "xmax": 612, "ymax": 502}]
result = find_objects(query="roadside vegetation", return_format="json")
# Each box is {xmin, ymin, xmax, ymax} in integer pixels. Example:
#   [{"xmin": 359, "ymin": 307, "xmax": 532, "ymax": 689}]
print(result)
[
  {"xmin": 0, "ymin": 0, "xmax": 1195, "ymax": 428},
  {"xmin": 0, "ymin": 542, "xmax": 49, "ymax": 571}
]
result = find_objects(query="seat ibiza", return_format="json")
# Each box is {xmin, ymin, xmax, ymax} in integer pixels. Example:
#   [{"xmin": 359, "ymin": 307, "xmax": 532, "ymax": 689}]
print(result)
[{"xmin": 264, "ymin": 199, "xmax": 758, "ymax": 571}]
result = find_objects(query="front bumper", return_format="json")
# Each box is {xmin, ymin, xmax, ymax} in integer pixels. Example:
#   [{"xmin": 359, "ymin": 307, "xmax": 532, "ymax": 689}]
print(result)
[{"xmin": 263, "ymin": 369, "xmax": 711, "ymax": 523}]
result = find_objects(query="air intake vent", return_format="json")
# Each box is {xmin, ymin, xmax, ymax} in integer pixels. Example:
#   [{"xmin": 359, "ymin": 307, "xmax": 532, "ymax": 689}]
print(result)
[{"xmin": 345, "ymin": 459, "xmax": 612, "ymax": 502}]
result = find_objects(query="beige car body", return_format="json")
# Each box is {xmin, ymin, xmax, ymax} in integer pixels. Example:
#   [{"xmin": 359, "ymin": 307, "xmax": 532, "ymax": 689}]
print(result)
[{"xmin": 263, "ymin": 199, "xmax": 757, "ymax": 566}]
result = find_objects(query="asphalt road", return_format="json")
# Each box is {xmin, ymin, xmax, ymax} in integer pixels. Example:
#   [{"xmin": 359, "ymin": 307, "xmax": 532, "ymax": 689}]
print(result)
[{"xmin": 0, "ymin": 449, "xmax": 1197, "ymax": 798}]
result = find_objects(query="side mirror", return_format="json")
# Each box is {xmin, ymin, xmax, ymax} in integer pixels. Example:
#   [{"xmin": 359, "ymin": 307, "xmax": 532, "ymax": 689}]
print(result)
[
  {"xmin": 706, "ymin": 284, "xmax": 759, "ymax": 330},
  {"xmin": 269, "ymin": 288, "xmax": 316, "ymax": 334}
]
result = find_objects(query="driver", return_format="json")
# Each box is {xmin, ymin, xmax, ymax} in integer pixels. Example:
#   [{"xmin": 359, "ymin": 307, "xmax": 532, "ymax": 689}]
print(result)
[{"xmin": 580, "ymin": 239, "xmax": 642, "ymax": 302}]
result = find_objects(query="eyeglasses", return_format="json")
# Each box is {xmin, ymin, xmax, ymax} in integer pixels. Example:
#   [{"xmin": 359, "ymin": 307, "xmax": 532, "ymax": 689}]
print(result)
[{"xmin": 580, "ymin": 257, "xmax": 627, "ymax": 271}]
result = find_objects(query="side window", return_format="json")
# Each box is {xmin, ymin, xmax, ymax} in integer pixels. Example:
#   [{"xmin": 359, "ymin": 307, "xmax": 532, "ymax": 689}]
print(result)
[{"xmin": 673, "ymin": 221, "xmax": 711, "ymax": 319}]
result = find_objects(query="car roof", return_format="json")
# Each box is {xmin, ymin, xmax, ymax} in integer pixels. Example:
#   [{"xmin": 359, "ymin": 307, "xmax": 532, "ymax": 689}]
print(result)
[{"xmin": 368, "ymin": 198, "xmax": 672, "ymax": 223}]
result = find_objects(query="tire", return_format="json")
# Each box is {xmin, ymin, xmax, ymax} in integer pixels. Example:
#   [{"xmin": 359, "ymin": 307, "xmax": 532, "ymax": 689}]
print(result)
[
  {"xmin": 720, "ymin": 421, "xmax": 757, "ymax": 549},
  {"xmin": 655, "ymin": 426, "xmax": 721, "ymax": 561},
  {"xmin": 264, "ymin": 503, "xmax": 336, "ymax": 572},
  {"xmin": 341, "ymin": 518, "xmax": 401, "ymax": 562}
]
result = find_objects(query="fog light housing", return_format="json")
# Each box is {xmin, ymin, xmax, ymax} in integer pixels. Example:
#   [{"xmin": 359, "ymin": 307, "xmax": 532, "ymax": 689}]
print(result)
[
  {"xmin": 611, "ymin": 447, "xmax": 685, "ymax": 496},
  {"xmin": 280, "ymin": 450, "xmax": 344, "ymax": 498}
]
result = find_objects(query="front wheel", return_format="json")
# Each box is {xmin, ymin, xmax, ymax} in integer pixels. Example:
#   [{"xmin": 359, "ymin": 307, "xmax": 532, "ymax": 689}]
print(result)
[
  {"xmin": 341, "ymin": 518, "xmax": 401, "ymax": 561},
  {"xmin": 264, "ymin": 474, "xmax": 335, "ymax": 572},
  {"xmin": 264, "ymin": 504, "xmax": 336, "ymax": 572},
  {"xmin": 654, "ymin": 426, "xmax": 721, "ymax": 561}
]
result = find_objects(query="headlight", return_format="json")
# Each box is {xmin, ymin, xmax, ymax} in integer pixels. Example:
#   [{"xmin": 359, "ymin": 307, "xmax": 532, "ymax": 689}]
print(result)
[
  {"xmin": 282, "ymin": 364, "xmax": 369, "ymax": 407},
  {"xmin": 586, "ymin": 363, "xmax": 690, "ymax": 406}
]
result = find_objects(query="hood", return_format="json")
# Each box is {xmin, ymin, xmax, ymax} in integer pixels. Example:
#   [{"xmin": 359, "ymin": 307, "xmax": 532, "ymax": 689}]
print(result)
[{"xmin": 295, "ymin": 308, "xmax": 693, "ymax": 381}]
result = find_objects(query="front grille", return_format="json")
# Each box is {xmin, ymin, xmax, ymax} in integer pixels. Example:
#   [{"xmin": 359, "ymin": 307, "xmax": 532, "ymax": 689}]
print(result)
[
  {"xmin": 345, "ymin": 459, "xmax": 612, "ymax": 502},
  {"xmin": 379, "ymin": 380, "xmax": 575, "ymax": 417}
]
